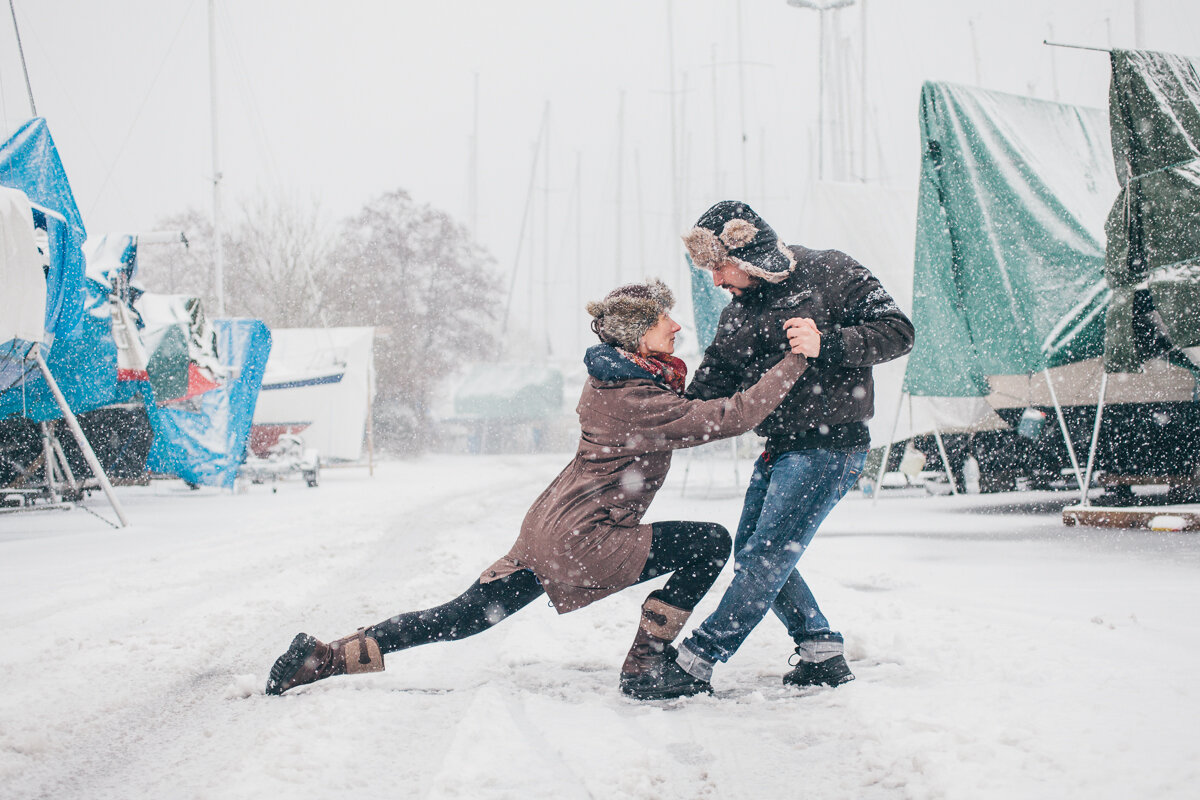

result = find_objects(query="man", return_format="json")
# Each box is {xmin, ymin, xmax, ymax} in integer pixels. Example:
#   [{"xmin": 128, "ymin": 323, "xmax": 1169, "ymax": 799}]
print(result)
[{"xmin": 664, "ymin": 199, "xmax": 914, "ymax": 695}]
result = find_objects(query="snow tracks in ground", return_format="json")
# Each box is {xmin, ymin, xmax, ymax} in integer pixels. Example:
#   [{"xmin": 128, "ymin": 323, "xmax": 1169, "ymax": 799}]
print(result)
[{"xmin": 4, "ymin": 459, "xmax": 1200, "ymax": 798}]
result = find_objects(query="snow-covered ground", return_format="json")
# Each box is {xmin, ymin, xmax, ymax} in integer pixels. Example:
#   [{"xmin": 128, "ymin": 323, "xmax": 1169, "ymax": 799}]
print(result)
[{"xmin": 2, "ymin": 454, "xmax": 1199, "ymax": 800}]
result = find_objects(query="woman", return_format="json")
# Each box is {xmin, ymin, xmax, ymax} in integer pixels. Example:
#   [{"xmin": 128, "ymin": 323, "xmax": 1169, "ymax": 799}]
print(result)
[{"xmin": 266, "ymin": 279, "xmax": 808, "ymax": 700}]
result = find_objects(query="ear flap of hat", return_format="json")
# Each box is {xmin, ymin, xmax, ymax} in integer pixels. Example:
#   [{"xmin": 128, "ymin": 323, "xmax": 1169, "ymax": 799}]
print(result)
[{"xmin": 682, "ymin": 226, "xmax": 728, "ymax": 271}]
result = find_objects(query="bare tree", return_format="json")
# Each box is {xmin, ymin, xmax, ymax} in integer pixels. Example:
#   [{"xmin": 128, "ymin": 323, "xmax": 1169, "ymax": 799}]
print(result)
[
  {"xmin": 142, "ymin": 190, "xmax": 503, "ymax": 454},
  {"xmin": 135, "ymin": 210, "xmax": 217, "ymax": 301},
  {"xmin": 226, "ymin": 197, "xmax": 336, "ymax": 328},
  {"xmin": 139, "ymin": 198, "xmax": 334, "ymax": 330},
  {"xmin": 330, "ymin": 190, "xmax": 502, "ymax": 452}
]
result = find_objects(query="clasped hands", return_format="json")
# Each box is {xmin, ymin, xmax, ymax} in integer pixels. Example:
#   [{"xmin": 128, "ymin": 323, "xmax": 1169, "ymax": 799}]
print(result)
[{"xmin": 785, "ymin": 317, "xmax": 821, "ymax": 358}]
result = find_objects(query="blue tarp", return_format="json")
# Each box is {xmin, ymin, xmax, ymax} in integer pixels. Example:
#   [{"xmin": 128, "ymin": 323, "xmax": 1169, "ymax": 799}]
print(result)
[
  {"xmin": 0, "ymin": 118, "xmax": 86, "ymax": 340},
  {"xmin": 3, "ymin": 303, "xmax": 121, "ymax": 420},
  {"xmin": 0, "ymin": 118, "xmax": 107, "ymax": 417},
  {"xmin": 0, "ymin": 259, "xmax": 120, "ymax": 421},
  {"xmin": 145, "ymin": 319, "xmax": 271, "ymax": 488},
  {"xmin": 0, "ymin": 119, "xmax": 273, "ymax": 487}
]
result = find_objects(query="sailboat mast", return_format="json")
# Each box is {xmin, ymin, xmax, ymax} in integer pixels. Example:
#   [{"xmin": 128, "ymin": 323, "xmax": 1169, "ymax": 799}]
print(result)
[
  {"xmin": 542, "ymin": 101, "xmax": 551, "ymax": 358},
  {"xmin": 543, "ymin": 101, "xmax": 550, "ymax": 351},
  {"xmin": 615, "ymin": 89, "xmax": 625, "ymax": 286},
  {"xmin": 470, "ymin": 72, "xmax": 479, "ymax": 235},
  {"xmin": 710, "ymin": 42, "xmax": 720, "ymax": 197},
  {"xmin": 209, "ymin": 0, "xmax": 225, "ymax": 317},
  {"xmin": 860, "ymin": 0, "xmax": 868, "ymax": 181},
  {"xmin": 575, "ymin": 151, "xmax": 583, "ymax": 354},
  {"xmin": 668, "ymin": 0, "xmax": 689, "ymax": 296},
  {"xmin": 736, "ymin": 0, "xmax": 749, "ymax": 197}
]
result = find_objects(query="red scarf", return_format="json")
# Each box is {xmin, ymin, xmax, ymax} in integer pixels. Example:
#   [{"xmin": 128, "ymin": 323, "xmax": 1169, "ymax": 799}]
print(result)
[{"xmin": 620, "ymin": 350, "xmax": 688, "ymax": 395}]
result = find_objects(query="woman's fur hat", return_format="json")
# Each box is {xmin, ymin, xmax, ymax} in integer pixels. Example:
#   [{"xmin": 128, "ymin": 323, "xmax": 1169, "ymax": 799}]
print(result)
[
  {"xmin": 682, "ymin": 200, "xmax": 797, "ymax": 283},
  {"xmin": 586, "ymin": 279, "xmax": 675, "ymax": 351}
]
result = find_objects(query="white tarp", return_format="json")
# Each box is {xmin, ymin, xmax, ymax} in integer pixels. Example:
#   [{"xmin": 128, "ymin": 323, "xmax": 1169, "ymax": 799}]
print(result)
[
  {"xmin": 0, "ymin": 187, "xmax": 45, "ymax": 345},
  {"xmin": 252, "ymin": 327, "xmax": 376, "ymax": 461},
  {"xmin": 796, "ymin": 180, "xmax": 1005, "ymax": 444},
  {"xmin": 986, "ymin": 356, "xmax": 1200, "ymax": 409}
]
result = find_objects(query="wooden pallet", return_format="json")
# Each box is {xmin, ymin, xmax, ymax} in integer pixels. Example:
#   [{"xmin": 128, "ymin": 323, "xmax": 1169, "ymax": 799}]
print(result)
[{"xmin": 1062, "ymin": 504, "xmax": 1200, "ymax": 531}]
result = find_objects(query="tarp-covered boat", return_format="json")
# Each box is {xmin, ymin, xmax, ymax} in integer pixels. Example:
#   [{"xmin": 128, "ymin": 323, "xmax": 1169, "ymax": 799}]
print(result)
[
  {"xmin": 1103, "ymin": 48, "xmax": 1200, "ymax": 373},
  {"xmin": 251, "ymin": 327, "xmax": 375, "ymax": 462}
]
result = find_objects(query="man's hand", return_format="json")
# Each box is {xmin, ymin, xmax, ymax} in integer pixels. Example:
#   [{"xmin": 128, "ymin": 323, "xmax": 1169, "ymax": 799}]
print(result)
[{"xmin": 784, "ymin": 317, "xmax": 821, "ymax": 358}]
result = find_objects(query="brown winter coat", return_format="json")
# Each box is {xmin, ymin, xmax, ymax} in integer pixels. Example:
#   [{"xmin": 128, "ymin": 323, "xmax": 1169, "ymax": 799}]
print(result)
[{"xmin": 481, "ymin": 346, "xmax": 806, "ymax": 613}]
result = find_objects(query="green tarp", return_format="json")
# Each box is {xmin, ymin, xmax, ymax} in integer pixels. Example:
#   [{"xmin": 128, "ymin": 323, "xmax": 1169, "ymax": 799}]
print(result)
[
  {"xmin": 903, "ymin": 82, "xmax": 1117, "ymax": 397},
  {"xmin": 453, "ymin": 364, "xmax": 563, "ymax": 420},
  {"xmin": 1104, "ymin": 49, "xmax": 1200, "ymax": 372}
]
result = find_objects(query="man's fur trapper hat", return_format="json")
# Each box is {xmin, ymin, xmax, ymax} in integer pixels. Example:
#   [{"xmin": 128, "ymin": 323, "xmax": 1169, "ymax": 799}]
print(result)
[
  {"xmin": 682, "ymin": 200, "xmax": 797, "ymax": 283},
  {"xmin": 586, "ymin": 279, "xmax": 675, "ymax": 352}
]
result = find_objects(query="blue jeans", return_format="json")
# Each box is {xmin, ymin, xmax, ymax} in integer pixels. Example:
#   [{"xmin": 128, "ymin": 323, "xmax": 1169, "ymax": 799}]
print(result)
[{"xmin": 679, "ymin": 448, "xmax": 866, "ymax": 672}]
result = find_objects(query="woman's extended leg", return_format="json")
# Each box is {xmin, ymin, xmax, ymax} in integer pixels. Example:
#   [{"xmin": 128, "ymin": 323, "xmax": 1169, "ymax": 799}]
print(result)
[
  {"xmin": 266, "ymin": 570, "xmax": 545, "ymax": 695},
  {"xmin": 618, "ymin": 520, "xmax": 731, "ymax": 699},
  {"xmin": 365, "ymin": 570, "xmax": 545, "ymax": 653}
]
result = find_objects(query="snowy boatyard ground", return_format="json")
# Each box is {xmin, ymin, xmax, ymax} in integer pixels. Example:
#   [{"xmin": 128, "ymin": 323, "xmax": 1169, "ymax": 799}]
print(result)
[{"xmin": 3, "ymin": 454, "xmax": 1200, "ymax": 800}]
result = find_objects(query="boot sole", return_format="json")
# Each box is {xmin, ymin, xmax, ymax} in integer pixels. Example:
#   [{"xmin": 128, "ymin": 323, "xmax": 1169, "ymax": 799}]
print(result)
[
  {"xmin": 265, "ymin": 633, "xmax": 317, "ymax": 695},
  {"xmin": 620, "ymin": 682, "xmax": 713, "ymax": 701},
  {"xmin": 782, "ymin": 670, "xmax": 855, "ymax": 688}
]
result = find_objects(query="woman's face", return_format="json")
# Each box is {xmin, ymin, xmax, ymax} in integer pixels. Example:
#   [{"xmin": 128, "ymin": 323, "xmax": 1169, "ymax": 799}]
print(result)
[{"xmin": 637, "ymin": 313, "xmax": 682, "ymax": 356}]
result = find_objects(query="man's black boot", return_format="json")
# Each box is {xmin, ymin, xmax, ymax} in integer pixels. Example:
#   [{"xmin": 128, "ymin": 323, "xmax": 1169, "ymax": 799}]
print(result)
[{"xmin": 782, "ymin": 653, "xmax": 855, "ymax": 688}]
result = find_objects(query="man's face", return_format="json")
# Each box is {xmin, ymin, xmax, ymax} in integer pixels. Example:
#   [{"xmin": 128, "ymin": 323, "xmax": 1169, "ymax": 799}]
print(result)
[{"xmin": 711, "ymin": 259, "xmax": 755, "ymax": 295}]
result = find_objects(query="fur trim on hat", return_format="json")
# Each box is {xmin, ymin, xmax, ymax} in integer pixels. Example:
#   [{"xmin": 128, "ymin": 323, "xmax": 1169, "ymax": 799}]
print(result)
[
  {"xmin": 586, "ymin": 279, "xmax": 675, "ymax": 351},
  {"xmin": 681, "ymin": 226, "xmax": 727, "ymax": 271}
]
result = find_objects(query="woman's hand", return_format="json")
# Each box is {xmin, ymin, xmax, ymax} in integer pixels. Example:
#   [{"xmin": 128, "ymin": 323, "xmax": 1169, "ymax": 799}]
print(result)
[{"xmin": 784, "ymin": 317, "xmax": 821, "ymax": 358}]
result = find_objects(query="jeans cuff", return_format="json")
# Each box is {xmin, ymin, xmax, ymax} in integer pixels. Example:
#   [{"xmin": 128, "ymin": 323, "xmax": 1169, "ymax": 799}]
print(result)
[
  {"xmin": 676, "ymin": 641, "xmax": 715, "ymax": 682},
  {"xmin": 794, "ymin": 637, "xmax": 844, "ymax": 663}
]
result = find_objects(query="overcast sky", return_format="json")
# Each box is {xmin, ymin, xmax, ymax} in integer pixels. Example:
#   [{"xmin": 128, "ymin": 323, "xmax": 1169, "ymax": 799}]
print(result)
[{"xmin": 2, "ymin": 0, "xmax": 1198, "ymax": 355}]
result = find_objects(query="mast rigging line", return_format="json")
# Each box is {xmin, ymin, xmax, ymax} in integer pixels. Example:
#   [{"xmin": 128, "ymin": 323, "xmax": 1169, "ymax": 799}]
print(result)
[
  {"xmin": 87, "ymin": 0, "xmax": 200, "ymax": 219},
  {"xmin": 500, "ymin": 108, "xmax": 548, "ymax": 336},
  {"xmin": 8, "ymin": 0, "xmax": 37, "ymax": 116},
  {"xmin": 216, "ymin": 2, "xmax": 284, "ymax": 192}
]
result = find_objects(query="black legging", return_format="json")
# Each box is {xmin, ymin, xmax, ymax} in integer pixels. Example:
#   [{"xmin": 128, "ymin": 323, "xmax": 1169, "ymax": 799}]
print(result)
[{"xmin": 366, "ymin": 520, "xmax": 731, "ymax": 654}]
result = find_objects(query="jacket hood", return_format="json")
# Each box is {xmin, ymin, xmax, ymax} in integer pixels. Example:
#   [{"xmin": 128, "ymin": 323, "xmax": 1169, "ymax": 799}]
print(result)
[{"xmin": 583, "ymin": 344, "xmax": 655, "ymax": 383}]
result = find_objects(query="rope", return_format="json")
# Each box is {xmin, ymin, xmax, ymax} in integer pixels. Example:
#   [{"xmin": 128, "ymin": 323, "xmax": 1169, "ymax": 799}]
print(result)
[
  {"xmin": 1129, "ymin": 155, "xmax": 1200, "ymax": 182},
  {"xmin": 86, "ymin": 0, "xmax": 200, "ymax": 218},
  {"xmin": 79, "ymin": 500, "xmax": 120, "ymax": 529},
  {"xmin": 216, "ymin": 3, "xmax": 283, "ymax": 191}
]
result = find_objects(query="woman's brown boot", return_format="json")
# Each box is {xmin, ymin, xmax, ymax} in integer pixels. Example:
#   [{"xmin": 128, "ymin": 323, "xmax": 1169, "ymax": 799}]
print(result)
[
  {"xmin": 265, "ymin": 627, "xmax": 384, "ymax": 695},
  {"xmin": 619, "ymin": 597, "xmax": 709, "ymax": 700}
]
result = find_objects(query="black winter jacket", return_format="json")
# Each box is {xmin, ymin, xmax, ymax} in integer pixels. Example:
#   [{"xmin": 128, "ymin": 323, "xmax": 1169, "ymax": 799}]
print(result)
[{"xmin": 686, "ymin": 244, "xmax": 914, "ymax": 454}]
